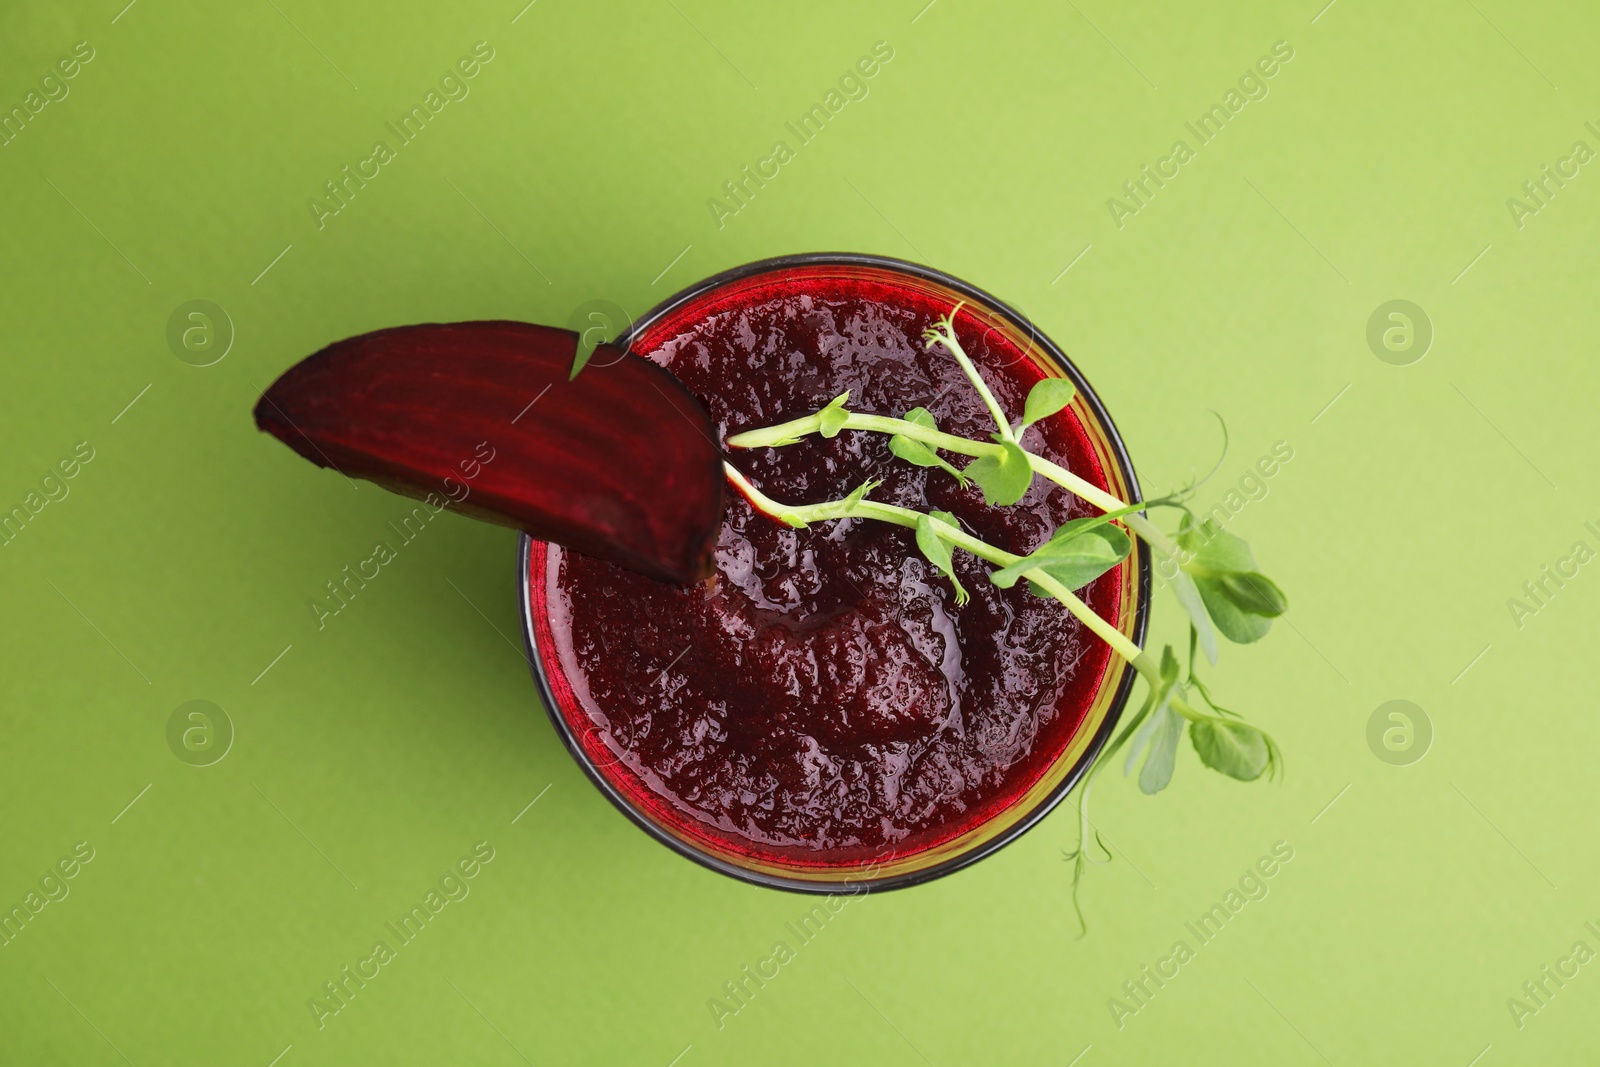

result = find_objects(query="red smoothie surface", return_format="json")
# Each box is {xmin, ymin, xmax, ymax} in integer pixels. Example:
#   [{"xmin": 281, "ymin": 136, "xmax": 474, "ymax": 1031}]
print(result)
[{"xmin": 530, "ymin": 271, "xmax": 1124, "ymax": 868}]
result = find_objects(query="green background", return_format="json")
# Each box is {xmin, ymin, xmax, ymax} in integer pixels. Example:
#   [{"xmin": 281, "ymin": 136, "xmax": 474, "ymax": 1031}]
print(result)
[{"xmin": 2, "ymin": 0, "xmax": 1596, "ymax": 1063}]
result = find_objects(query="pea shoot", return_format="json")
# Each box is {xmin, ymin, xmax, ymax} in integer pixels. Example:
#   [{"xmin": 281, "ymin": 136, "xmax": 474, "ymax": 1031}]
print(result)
[{"xmin": 725, "ymin": 304, "xmax": 1288, "ymax": 931}]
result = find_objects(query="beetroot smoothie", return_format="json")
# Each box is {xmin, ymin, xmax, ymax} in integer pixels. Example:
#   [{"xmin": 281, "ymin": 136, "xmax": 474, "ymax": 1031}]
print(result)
[{"xmin": 525, "ymin": 259, "xmax": 1142, "ymax": 885}]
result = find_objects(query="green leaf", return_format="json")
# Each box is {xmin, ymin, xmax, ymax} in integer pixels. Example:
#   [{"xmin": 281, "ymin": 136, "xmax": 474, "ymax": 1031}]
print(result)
[
  {"xmin": 1020, "ymin": 558, "xmax": 1122, "ymax": 596},
  {"xmin": 963, "ymin": 441, "xmax": 1033, "ymax": 506},
  {"xmin": 1123, "ymin": 692, "xmax": 1168, "ymax": 776},
  {"xmin": 1074, "ymin": 523, "xmax": 1132, "ymax": 565},
  {"xmin": 888, "ymin": 408, "xmax": 968, "ymax": 485},
  {"xmin": 1137, "ymin": 701, "xmax": 1184, "ymax": 795},
  {"xmin": 888, "ymin": 433, "xmax": 943, "ymax": 468},
  {"xmin": 990, "ymin": 521, "xmax": 1131, "ymax": 593},
  {"xmin": 1159, "ymin": 644, "xmax": 1180, "ymax": 685},
  {"xmin": 817, "ymin": 392, "xmax": 852, "ymax": 438},
  {"xmin": 1121, "ymin": 645, "xmax": 1190, "ymax": 794},
  {"xmin": 1104, "ymin": 686, "xmax": 1158, "ymax": 766},
  {"xmin": 992, "ymin": 538, "xmax": 1125, "ymax": 592},
  {"xmin": 1179, "ymin": 517, "xmax": 1257, "ymax": 573},
  {"xmin": 914, "ymin": 512, "xmax": 969, "ymax": 605},
  {"xmin": 1019, "ymin": 378, "xmax": 1077, "ymax": 429},
  {"xmin": 1004, "ymin": 499, "xmax": 1158, "ymax": 598},
  {"xmin": 1218, "ymin": 572, "xmax": 1288, "ymax": 617},
  {"xmin": 1124, "ymin": 648, "xmax": 1180, "ymax": 787},
  {"xmin": 1190, "ymin": 718, "xmax": 1272, "ymax": 781},
  {"xmin": 914, "ymin": 516, "xmax": 954, "ymax": 573},
  {"xmin": 1195, "ymin": 575, "xmax": 1272, "ymax": 644},
  {"xmin": 1179, "ymin": 517, "xmax": 1280, "ymax": 641},
  {"xmin": 840, "ymin": 478, "xmax": 880, "ymax": 511},
  {"xmin": 804, "ymin": 478, "xmax": 881, "ymax": 524},
  {"xmin": 1169, "ymin": 568, "xmax": 1218, "ymax": 666},
  {"xmin": 1043, "ymin": 514, "xmax": 1132, "ymax": 553}
]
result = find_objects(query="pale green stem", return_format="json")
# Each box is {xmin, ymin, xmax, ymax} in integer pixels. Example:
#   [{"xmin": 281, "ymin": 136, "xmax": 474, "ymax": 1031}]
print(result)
[
  {"xmin": 1168, "ymin": 693, "xmax": 1210, "ymax": 721},
  {"xmin": 727, "ymin": 411, "xmax": 991, "ymax": 455},
  {"xmin": 724, "ymin": 462, "xmax": 1147, "ymax": 666},
  {"xmin": 728, "ymin": 412, "xmax": 1184, "ymax": 560},
  {"xmin": 925, "ymin": 310, "xmax": 1016, "ymax": 444},
  {"xmin": 1025, "ymin": 454, "xmax": 1181, "ymax": 558},
  {"xmin": 1030, "ymin": 570, "xmax": 1155, "ymax": 671}
]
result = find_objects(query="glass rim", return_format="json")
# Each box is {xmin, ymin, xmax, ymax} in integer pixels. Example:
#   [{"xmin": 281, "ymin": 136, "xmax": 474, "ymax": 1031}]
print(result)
[{"xmin": 518, "ymin": 251, "xmax": 1151, "ymax": 894}]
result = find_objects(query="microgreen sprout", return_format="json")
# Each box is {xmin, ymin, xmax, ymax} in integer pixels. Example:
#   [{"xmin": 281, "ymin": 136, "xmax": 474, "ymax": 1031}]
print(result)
[{"xmin": 724, "ymin": 303, "xmax": 1287, "ymax": 933}]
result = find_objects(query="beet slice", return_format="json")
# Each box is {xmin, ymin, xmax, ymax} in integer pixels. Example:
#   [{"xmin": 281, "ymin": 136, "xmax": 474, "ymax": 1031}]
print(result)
[{"xmin": 254, "ymin": 321, "xmax": 724, "ymax": 584}]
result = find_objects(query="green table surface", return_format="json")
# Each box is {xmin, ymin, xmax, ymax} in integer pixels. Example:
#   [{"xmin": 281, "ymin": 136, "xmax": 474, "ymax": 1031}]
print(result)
[{"xmin": 3, "ymin": 1, "xmax": 1597, "ymax": 1063}]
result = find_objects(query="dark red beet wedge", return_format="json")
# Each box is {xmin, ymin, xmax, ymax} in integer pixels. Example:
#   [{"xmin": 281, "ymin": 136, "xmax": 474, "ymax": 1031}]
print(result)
[{"xmin": 255, "ymin": 321, "xmax": 724, "ymax": 584}]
